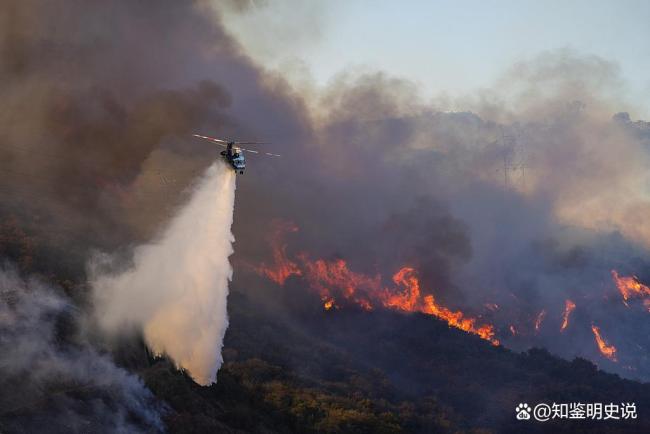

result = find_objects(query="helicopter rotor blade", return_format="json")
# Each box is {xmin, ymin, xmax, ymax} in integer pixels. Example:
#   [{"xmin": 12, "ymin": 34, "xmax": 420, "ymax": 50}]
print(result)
[
  {"xmin": 193, "ymin": 134, "xmax": 280, "ymax": 156},
  {"xmin": 192, "ymin": 134, "xmax": 229, "ymax": 147},
  {"xmin": 238, "ymin": 147, "xmax": 280, "ymax": 157}
]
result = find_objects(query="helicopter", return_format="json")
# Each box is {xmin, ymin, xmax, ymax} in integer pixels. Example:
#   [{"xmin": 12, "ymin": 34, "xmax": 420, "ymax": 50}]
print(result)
[{"xmin": 192, "ymin": 134, "xmax": 280, "ymax": 174}]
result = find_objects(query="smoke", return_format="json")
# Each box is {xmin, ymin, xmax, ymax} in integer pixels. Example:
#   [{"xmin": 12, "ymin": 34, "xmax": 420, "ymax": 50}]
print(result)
[
  {"xmin": 0, "ymin": 267, "xmax": 163, "ymax": 433},
  {"xmin": 227, "ymin": 50, "xmax": 650, "ymax": 380},
  {"xmin": 0, "ymin": 0, "xmax": 649, "ymax": 405},
  {"xmin": 91, "ymin": 162, "xmax": 236, "ymax": 386},
  {"xmin": 0, "ymin": 0, "xmax": 253, "ymax": 267}
]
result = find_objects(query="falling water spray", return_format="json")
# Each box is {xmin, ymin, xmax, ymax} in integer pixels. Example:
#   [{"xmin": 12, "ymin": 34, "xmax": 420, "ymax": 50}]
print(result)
[{"xmin": 92, "ymin": 162, "xmax": 236, "ymax": 385}]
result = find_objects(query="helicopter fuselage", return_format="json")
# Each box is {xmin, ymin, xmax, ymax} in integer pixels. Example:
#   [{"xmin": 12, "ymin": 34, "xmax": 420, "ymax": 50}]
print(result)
[{"xmin": 221, "ymin": 143, "xmax": 245, "ymax": 174}]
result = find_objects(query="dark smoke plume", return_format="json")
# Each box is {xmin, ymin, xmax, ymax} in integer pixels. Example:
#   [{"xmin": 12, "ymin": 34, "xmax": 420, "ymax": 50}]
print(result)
[{"xmin": 1, "ymin": 4, "xmax": 650, "ymax": 433}]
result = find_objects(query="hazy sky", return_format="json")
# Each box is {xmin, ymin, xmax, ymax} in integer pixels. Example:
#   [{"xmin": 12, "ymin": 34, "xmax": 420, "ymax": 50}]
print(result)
[{"xmin": 220, "ymin": 0, "xmax": 650, "ymax": 117}]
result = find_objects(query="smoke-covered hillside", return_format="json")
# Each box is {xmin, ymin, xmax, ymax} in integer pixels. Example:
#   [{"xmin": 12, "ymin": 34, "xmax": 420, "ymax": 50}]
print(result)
[
  {"xmin": 1, "ymin": 1, "xmax": 650, "ymax": 433},
  {"xmin": 140, "ymin": 279, "xmax": 650, "ymax": 433}
]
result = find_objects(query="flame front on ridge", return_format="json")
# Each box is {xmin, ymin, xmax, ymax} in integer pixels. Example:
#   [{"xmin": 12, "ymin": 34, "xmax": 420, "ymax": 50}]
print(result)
[
  {"xmin": 591, "ymin": 324, "xmax": 617, "ymax": 362},
  {"xmin": 250, "ymin": 223, "xmax": 499, "ymax": 345}
]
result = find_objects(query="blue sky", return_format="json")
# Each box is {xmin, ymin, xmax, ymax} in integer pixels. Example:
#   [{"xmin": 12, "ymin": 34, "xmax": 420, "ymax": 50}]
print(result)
[{"xmin": 219, "ymin": 0, "xmax": 650, "ymax": 117}]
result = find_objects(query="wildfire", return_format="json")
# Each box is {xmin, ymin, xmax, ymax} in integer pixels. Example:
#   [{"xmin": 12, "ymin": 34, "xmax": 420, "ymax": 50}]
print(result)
[
  {"xmin": 251, "ymin": 223, "xmax": 499, "ymax": 345},
  {"xmin": 299, "ymin": 255, "xmax": 380, "ymax": 311},
  {"xmin": 611, "ymin": 270, "xmax": 650, "ymax": 311},
  {"xmin": 591, "ymin": 324, "xmax": 617, "ymax": 362},
  {"xmin": 560, "ymin": 299, "xmax": 576, "ymax": 332},
  {"xmin": 384, "ymin": 268, "xmax": 499, "ymax": 345},
  {"xmin": 380, "ymin": 267, "xmax": 421, "ymax": 311},
  {"xmin": 253, "ymin": 221, "xmax": 302, "ymax": 285},
  {"xmin": 322, "ymin": 297, "xmax": 336, "ymax": 311},
  {"xmin": 534, "ymin": 309, "xmax": 546, "ymax": 333}
]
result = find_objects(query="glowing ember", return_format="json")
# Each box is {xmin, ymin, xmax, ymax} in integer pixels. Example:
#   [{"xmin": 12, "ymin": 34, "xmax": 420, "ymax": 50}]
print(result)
[
  {"xmin": 560, "ymin": 299, "xmax": 576, "ymax": 332},
  {"xmin": 611, "ymin": 270, "xmax": 650, "ymax": 311},
  {"xmin": 591, "ymin": 324, "xmax": 617, "ymax": 362},
  {"xmin": 534, "ymin": 309, "xmax": 546, "ymax": 333},
  {"xmin": 322, "ymin": 297, "xmax": 336, "ymax": 311}
]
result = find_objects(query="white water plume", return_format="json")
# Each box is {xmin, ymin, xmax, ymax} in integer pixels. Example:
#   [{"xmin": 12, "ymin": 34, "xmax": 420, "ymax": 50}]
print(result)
[{"xmin": 92, "ymin": 162, "xmax": 236, "ymax": 385}]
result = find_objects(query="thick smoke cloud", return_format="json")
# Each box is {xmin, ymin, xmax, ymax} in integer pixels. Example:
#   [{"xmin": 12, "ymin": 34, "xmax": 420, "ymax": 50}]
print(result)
[
  {"xmin": 0, "ymin": 0, "xmax": 308, "ymax": 258},
  {"xmin": 0, "ymin": 267, "xmax": 163, "ymax": 433},
  {"xmin": 0, "ymin": 0, "xmax": 308, "ymax": 424},
  {"xmin": 232, "ymin": 51, "xmax": 650, "ymax": 380},
  {"xmin": 1, "ymin": 2, "xmax": 650, "ymax": 424},
  {"xmin": 0, "ymin": 0, "xmax": 313, "ymax": 252}
]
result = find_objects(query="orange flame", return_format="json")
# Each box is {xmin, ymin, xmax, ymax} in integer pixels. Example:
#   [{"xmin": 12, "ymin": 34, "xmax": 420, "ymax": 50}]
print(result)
[
  {"xmin": 560, "ymin": 299, "xmax": 576, "ymax": 332},
  {"xmin": 382, "ymin": 267, "xmax": 499, "ymax": 345},
  {"xmin": 299, "ymin": 255, "xmax": 380, "ymax": 311},
  {"xmin": 251, "ymin": 226, "xmax": 500, "ymax": 345},
  {"xmin": 534, "ymin": 309, "xmax": 546, "ymax": 333},
  {"xmin": 379, "ymin": 267, "xmax": 421, "ymax": 311},
  {"xmin": 322, "ymin": 297, "xmax": 336, "ymax": 311},
  {"xmin": 591, "ymin": 324, "xmax": 617, "ymax": 362},
  {"xmin": 253, "ymin": 221, "xmax": 302, "ymax": 285},
  {"xmin": 611, "ymin": 270, "xmax": 650, "ymax": 311}
]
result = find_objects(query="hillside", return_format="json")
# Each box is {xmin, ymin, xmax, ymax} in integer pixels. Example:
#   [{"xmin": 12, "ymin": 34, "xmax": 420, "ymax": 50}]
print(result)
[
  {"xmin": 0, "ymin": 209, "xmax": 648, "ymax": 433},
  {"xmin": 140, "ymin": 281, "xmax": 650, "ymax": 434}
]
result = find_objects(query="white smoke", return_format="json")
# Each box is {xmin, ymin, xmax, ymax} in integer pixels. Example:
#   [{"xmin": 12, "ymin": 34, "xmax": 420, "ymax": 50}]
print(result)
[
  {"xmin": 91, "ymin": 162, "xmax": 236, "ymax": 385},
  {"xmin": 0, "ymin": 267, "xmax": 163, "ymax": 433}
]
